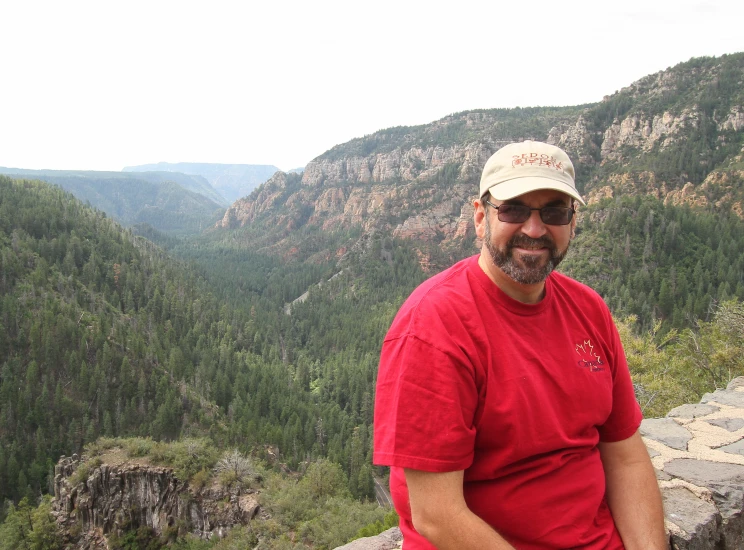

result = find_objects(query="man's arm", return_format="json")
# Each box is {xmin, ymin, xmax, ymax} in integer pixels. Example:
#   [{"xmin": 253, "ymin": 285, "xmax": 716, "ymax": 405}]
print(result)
[
  {"xmin": 598, "ymin": 430, "xmax": 668, "ymax": 550},
  {"xmin": 404, "ymin": 469, "xmax": 515, "ymax": 550}
]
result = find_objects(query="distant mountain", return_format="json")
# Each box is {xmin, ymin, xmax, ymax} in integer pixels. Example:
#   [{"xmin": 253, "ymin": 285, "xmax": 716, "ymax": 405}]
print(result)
[
  {"xmin": 0, "ymin": 168, "xmax": 225, "ymax": 235},
  {"xmin": 210, "ymin": 52, "xmax": 744, "ymax": 331},
  {"xmin": 123, "ymin": 162, "xmax": 280, "ymax": 202}
]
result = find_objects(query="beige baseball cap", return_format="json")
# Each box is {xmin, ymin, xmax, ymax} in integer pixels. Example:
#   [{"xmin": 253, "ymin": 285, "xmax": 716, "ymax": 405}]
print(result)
[{"xmin": 479, "ymin": 140, "xmax": 585, "ymax": 205}]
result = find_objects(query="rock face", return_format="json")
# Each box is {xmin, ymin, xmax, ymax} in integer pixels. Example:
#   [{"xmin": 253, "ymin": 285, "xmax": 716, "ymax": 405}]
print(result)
[
  {"xmin": 300, "ymin": 143, "xmax": 493, "ymax": 189},
  {"xmin": 215, "ymin": 142, "xmax": 489, "ymax": 246},
  {"xmin": 218, "ymin": 171, "xmax": 296, "ymax": 229},
  {"xmin": 600, "ymin": 109, "xmax": 700, "ymax": 162},
  {"xmin": 52, "ymin": 456, "xmax": 259, "ymax": 549},
  {"xmin": 344, "ymin": 378, "xmax": 744, "ymax": 550}
]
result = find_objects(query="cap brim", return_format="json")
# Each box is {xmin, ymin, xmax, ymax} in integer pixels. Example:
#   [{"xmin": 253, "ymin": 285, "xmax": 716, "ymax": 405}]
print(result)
[{"xmin": 487, "ymin": 177, "xmax": 586, "ymax": 206}]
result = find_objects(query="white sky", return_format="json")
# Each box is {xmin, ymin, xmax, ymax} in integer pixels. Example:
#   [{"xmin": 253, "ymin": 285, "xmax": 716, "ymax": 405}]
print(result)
[{"xmin": 1, "ymin": 0, "xmax": 743, "ymax": 172}]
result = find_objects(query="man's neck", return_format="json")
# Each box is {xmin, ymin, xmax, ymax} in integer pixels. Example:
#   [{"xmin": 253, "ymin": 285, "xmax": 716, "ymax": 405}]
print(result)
[{"xmin": 477, "ymin": 253, "xmax": 546, "ymax": 304}]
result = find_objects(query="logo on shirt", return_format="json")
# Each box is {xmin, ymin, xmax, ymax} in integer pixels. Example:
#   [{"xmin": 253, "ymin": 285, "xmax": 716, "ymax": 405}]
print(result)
[{"xmin": 575, "ymin": 339, "xmax": 606, "ymax": 372}]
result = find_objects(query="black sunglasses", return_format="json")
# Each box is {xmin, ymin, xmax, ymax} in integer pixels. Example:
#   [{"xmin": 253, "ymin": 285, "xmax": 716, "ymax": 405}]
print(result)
[{"xmin": 485, "ymin": 199, "xmax": 575, "ymax": 226}]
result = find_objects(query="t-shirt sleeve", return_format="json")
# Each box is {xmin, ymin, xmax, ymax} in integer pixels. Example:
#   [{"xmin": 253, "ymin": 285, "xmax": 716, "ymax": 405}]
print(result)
[
  {"xmin": 597, "ymin": 309, "xmax": 643, "ymax": 442},
  {"xmin": 374, "ymin": 332, "xmax": 479, "ymax": 472}
]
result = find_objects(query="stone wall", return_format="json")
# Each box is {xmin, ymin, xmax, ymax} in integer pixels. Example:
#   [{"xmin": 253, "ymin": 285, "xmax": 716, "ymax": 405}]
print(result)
[
  {"xmin": 645, "ymin": 377, "xmax": 744, "ymax": 549},
  {"xmin": 338, "ymin": 378, "xmax": 744, "ymax": 550}
]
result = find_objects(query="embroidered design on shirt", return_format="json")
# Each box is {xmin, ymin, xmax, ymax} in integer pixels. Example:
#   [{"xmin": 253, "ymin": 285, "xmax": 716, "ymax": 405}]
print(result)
[{"xmin": 575, "ymin": 339, "xmax": 606, "ymax": 372}]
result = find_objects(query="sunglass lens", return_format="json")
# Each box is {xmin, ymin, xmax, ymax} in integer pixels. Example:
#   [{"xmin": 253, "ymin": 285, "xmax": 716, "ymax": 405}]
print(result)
[
  {"xmin": 498, "ymin": 204, "xmax": 530, "ymax": 223},
  {"xmin": 541, "ymin": 208, "xmax": 572, "ymax": 225},
  {"xmin": 493, "ymin": 203, "xmax": 573, "ymax": 225}
]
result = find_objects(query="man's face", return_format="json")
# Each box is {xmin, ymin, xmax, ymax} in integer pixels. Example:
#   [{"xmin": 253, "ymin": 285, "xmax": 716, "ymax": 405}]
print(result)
[{"xmin": 480, "ymin": 189, "xmax": 575, "ymax": 285}]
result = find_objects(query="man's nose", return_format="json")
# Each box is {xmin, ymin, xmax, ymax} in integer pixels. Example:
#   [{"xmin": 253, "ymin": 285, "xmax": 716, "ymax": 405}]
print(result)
[{"xmin": 520, "ymin": 209, "xmax": 548, "ymax": 238}]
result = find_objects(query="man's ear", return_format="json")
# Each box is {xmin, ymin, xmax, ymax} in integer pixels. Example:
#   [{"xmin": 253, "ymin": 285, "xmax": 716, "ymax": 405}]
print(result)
[{"xmin": 473, "ymin": 198, "xmax": 487, "ymax": 239}]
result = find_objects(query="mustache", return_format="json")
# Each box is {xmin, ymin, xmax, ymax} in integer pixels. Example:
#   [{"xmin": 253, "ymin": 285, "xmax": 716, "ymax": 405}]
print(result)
[{"xmin": 507, "ymin": 234, "xmax": 556, "ymax": 250}]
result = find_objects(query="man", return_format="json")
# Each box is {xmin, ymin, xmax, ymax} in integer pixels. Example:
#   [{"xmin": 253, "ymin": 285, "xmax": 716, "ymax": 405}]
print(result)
[{"xmin": 373, "ymin": 141, "xmax": 667, "ymax": 549}]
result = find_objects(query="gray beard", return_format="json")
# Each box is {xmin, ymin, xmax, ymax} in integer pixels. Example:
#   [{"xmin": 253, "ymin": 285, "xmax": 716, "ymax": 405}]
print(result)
[{"xmin": 484, "ymin": 213, "xmax": 569, "ymax": 285}]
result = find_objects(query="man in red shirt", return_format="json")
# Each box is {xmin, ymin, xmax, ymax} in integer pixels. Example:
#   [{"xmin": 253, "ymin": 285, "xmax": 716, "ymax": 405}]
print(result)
[{"xmin": 374, "ymin": 141, "xmax": 667, "ymax": 549}]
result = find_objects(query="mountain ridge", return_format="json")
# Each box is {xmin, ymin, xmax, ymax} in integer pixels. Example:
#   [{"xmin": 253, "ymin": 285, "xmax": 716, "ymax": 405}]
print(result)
[
  {"xmin": 0, "ymin": 167, "xmax": 227, "ymax": 235},
  {"xmin": 216, "ymin": 53, "xmax": 744, "ymax": 252}
]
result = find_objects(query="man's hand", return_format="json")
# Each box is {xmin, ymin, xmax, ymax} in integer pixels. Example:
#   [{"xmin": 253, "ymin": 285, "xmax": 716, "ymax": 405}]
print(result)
[
  {"xmin": 404, "ymin": 469, "xmax": 516, "ymax": 550},
  {"xmin": 599, "ymin": 430, "xmax": 669, "ymax": 550}
]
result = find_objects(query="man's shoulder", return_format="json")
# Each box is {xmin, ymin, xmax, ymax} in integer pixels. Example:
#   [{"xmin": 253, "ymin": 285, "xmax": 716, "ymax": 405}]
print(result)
[
  {"xmin": 409, "ymin": 255, "xmax": 475, "ymax": 299},
  {"xmin": 387, "ymin": 255, "xmax": 478, "ymax": 335},
  {"xmin": 549, "ymin": 272, "xmax": 613, "ymax": 329},
  {"xmin": 550, "ymin": 271, "xmax": 605, "ymax": 302}
]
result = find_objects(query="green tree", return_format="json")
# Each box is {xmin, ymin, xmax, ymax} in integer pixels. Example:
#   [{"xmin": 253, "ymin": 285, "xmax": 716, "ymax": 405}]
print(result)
[{"xmin": 0, "ymin": 496, "xmax": 62, "ymax": 550}]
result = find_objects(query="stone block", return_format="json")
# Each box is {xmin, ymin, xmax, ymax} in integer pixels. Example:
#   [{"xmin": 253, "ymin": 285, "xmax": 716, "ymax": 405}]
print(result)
[
  {"xmin": 333, "ymin": 527, "xmax": 402, "ymax": 550},
  {"xmin": 709, "ymin": 483, "xmax": 744, "ymax": 548},
  {"xmin": 641, "ymin": 418, "xmax": 693, "ymax": 450},
  {"xmin": 667, "ymin": 404, "xmax": 719, "ymax": 419},
  {"xmin": 663, "ymin": 486, "xmax": 720, "ymax": 550},
  {"xmin": 715, "ymin": 439, "xmax": 744, "ymax": 456},
  {"xmin": 701, "ymin": 390, "xmax": 744, "ymax": 408},
  {"xmin": 706, "ymin": 418, "xmax": 744, "ymax": 432},
  {"xmin": 664, "ymin": 459, "xmax": 744, "ymax": 488}
]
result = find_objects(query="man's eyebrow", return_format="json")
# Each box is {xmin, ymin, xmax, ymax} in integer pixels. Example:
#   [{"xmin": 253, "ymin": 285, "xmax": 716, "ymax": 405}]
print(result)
[{"xmin": 544, "ymin": 199, "xmax": 571, "ymax": 207}]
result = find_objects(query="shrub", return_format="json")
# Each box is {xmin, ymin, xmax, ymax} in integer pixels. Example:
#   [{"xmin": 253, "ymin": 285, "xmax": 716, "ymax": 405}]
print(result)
[
  {"xmin": 355, "ymin": 509, "xmax": 399, "ymax": 539},
  {"xmin": 299, "ymin": 459, "xmax": 350, "ymax": 500},
  {"xmin": 189, "ymin": 468, "xmax": 211, "ymax": 491},
  {"xmin": 84, "ymin": 437, "xmax": 121, "ymax": 456},
  {"xmin": 214, "ymin": 449, "xmax": 254, "ymax": 490},
  {"xmin": 123, "ymin": 437, "xmax": 155, "ymax": 458},
  {"xmin": 69, "ymin": 463, "xmax": 91, "ymax": 487},
  {"xmin": 138, "ymin": 438, "xmax": 219, "ymax": 481}
]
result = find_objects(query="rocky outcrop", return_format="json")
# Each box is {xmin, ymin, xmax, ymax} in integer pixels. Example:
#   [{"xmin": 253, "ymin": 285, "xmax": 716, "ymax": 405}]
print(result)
[
  {"xmin": 720, "ymin": 108, "xmax": 744, "ymax": 132},
  {"xmin": 217, "ymin": 171, "xmax": 294, "ymax": 229},
  {"xmin": 698, "ymin": 162, "xmax": 744, "ymax": 218},
  {"xmin": 664, "ymin": 182, "xmax": 710, "ymax": 209},
  {"xmin": 217, "ymin": 165, "xmax": 480, "ymax": 259},
  {"xmin": 547, "ymin": 115, "xmax": 599, "ymax": 165},
  {"xmin": 600, "ymin": 109, "xmax": 700, "ymax": 162},
  {"xmin": 299, "ymin": 143, "xmax": 492, "ymax": 189},
  {"xmin": 52, "ymin": 455, "xmax": 259, "ymax": 549}
]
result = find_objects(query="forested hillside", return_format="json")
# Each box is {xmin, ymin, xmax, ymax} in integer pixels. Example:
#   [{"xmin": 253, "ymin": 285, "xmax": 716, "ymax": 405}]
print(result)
[
  {"xmin": 0, "ymin": 175, "xmax": 404, "ymax": 548},
  {"xmin": 0, "ymin": 175, "xmax": 228, "ymax": 503},
  {"xmin": 563, "ymin": 195, "xmax": 744, "ymax": 331}
]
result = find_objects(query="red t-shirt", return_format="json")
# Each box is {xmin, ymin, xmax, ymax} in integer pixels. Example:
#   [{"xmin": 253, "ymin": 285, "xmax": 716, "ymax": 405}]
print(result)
[{"xmin": 373, "ymin": 255, "xmax": 642, "ymax": 549}]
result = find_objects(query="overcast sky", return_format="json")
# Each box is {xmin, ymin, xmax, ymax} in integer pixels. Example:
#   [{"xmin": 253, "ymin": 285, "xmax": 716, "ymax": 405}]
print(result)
[{"xmin": 1, "ymin": 0, "xmax": 743, "ymax": 173}]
